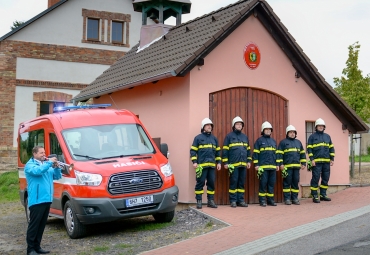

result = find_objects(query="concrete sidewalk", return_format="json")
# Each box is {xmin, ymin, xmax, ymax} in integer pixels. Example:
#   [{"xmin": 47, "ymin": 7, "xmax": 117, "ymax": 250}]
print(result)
[{"xmin": 141, "ymin": 186, "xmax": 370, "ymax": 255}]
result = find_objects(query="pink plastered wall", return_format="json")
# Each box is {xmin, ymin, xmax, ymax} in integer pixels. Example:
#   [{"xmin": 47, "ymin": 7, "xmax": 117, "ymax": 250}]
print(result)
[
  {"xmin": 95, "ymin": 76, "xmax": 196, "ymax": 202},
  {"xmin": 188, "ymin": 15, "xmax": 349, "ymax": 187}
]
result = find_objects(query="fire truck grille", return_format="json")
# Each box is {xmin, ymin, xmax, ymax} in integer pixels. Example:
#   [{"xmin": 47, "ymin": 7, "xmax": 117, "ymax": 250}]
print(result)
[{"xmin": 108, "ymin": 170, "xmax": 163, "ymax": 195}]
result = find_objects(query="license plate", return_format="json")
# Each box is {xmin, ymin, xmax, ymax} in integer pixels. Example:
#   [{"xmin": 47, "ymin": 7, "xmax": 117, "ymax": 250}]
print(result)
[{"xmin": 125, "ymin": 195, "xmax": 153, "ymax": 207}]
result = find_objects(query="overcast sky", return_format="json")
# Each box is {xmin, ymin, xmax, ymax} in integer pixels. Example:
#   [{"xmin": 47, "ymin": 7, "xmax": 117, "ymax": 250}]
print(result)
[{"xmin": 0, "ymin": 0, "xmax": 369, "ymax": 86}]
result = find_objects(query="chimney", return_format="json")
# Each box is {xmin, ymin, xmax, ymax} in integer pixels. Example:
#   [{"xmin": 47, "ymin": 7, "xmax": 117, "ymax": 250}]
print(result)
[
  {"xmin": 133, "ymin": 0, "xmax": 192, "ymax": 52},
  {"xmin": 48, "ymin": 0, "xmax": 60, "ymax": 8}
]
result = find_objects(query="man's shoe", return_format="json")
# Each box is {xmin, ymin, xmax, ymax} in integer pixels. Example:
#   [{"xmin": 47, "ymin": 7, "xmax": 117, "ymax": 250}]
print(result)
[
  {"xmin": 320, "ymin": 196, "xmax": 331, "ymax": 201},
  {"xmin": 313, "ymin": 196, "xmax": 320, "ymax": 203},
  {"xmin": 260, "ymin": 201, "xmax": 267, "ymax": 207},
  {"xmin": 230, "ymin": 202, "xmax": 237, "ymax": 208},
  {"xmin": 237, "ymin": 201, "xmax": 248, "ymax": 207},
  {"xmin": 27, "ymin": 251, "xmax": 38, "ymax": 255},
  {"xmin": 196, "ymin": 200, "xmax": 202, "ymax": 209},
  {"xmin": 267, "ymin": 200, "xmax": 277, "ymax": 206},
  {"xmin": 35, "ymin": 248, "xmax": 50, "ymax": 254},
  {"xmin": 285, "ymin": 200, "xmax": 292, "ymax": 205},
  {"xmin": 207, "ymin": 200, "xmax": 218, "ymax": 208},
  {"xmin": 292, "ymin": 200, "xmax": 300, "ymax": 205}
]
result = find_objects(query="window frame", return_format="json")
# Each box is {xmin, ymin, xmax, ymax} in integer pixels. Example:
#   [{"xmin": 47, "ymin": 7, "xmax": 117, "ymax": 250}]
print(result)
[
  {"xmin": 111, "ymin": 20, "xmax": 124, "ymax": 44},
  {"xmin": 305, "ymin": 121, "xmax": 315, "ymax": 143},
  {"xmin": 87, "ymin": 17, "xmax": 100, "ymax": 41}
]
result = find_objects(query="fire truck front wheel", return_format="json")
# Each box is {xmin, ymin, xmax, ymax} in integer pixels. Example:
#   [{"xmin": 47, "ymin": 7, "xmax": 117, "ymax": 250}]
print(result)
[
  {"xmin": 152, "ymin": 210, "xmax": 175, "ymax": 223},
  {"xmin": 64, "ymin": 200, "xmax": 87, "ymax": 239}
]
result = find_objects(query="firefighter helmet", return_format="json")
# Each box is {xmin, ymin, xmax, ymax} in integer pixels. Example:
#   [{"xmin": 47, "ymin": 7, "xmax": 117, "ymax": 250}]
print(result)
[
  {"xmin": 286, "ymin": 125, "xmax": 297, "ymax": 135},
  {"xmin": 315, "ymin": 118, "xmax": 326, "ymax": 128},
  {"xmin": 201, "ymin": 118, "xmax": 213, "ymax": 131},
  {"xmin": 261, "ymin": 121, "xmax": 273, "ymax": 134},
  {"xmin": 232, "ymin": 116, "xmax": 244, "ymax": 128}
]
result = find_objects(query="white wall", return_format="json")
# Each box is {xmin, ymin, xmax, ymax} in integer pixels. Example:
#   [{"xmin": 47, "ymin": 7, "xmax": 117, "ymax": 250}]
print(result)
[
  {"xmin": 13, "ymin": 86, "xmax": 81, "ymax": 146},
  {"xmin": 8, "ymin": 0, "xmax": 150, "ymax": 51},
  {"xmin": 16, "ymin": 58, "xmax": 110, "ymax": 83}
]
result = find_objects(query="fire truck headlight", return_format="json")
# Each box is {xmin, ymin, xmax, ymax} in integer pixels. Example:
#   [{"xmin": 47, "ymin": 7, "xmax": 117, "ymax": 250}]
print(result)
[
  {"xmin": 75, "ymin": 170, "xmax": 102, "ymax": 186},
  {"xmin": 160, "ymin": 163, "xmax": 173, "ymax": 177}
]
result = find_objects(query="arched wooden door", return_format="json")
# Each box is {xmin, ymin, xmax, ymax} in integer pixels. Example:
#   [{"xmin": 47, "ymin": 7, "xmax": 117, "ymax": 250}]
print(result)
[{"xmin": 210, "ymin": 87, "xmax": 288, "ymax": 204}]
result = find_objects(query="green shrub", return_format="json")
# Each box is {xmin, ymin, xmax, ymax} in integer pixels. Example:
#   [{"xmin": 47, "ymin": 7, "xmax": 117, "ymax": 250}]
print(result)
[{"xmin": 0, "ymin": 171, "xmax": 19, "ymax": 202}]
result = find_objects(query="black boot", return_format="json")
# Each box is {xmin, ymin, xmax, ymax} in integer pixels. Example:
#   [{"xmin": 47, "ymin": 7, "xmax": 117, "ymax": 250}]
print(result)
[
  {"xmin": 267, "ymin": 200, "xmax": 277, "ymax": 206},
  {"xmin": 292, "ymin": 200, "xmax": 300, "ymax": 205},
  {"xmin": 313, "ymin": 195, "xmax": 320, "ymax": 203},
  {"xmin": 237, "ymin": 201, "xmax": 248, "ymax": 207},
  {"xmin": 230, "ymin": 202, "xmax": 237, "ymax": 208},
  {"xmin": 260, "ymin": 201, "xmax": 266, "ymax": 207},
  {"xmin": 285, "ymin": 200, "xmax": 292, "ymax": 205},
  {"xmin": 207, "ymin": 200, "xmax": 218, "ymax": 208},
  {"xmin": 196, "ymin": 200, "xmax": 202, "ymax": 209},
  {"xmin": 320, "ymin": 195, "xmax": 331, "ymax": 201}
]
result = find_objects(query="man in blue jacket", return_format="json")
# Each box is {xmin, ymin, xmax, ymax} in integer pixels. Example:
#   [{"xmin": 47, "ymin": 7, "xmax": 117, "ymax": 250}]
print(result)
[
  {"xmin": 307, "ymin": 118, "xmax": 335, "ymax": 203},
  {"xmin": 25, "ymin": 146, "xmax": 61, "ymax": 255},
  {"xmin": 190, "ymin": 118, "xmax": 221, "ymax": 209},
  {"xmin": 222, "ymin": 116, "xmax": 251, "ymax": 208}
]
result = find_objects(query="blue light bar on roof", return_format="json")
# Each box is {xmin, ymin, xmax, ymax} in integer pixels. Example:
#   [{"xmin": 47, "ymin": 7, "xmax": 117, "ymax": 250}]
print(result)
[{"xmin": 53, "ymin": 104, "xmax": 112, "ymax": 112}]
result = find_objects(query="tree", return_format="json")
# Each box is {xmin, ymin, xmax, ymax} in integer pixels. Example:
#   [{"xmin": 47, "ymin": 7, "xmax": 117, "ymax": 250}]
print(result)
[
  {"xmin": 10, "ymin": 20, "xmax": 25, "ymax": 31},
  {"xmin": 334, "ymin": 42, "xmax": 370, "ymax": 121}
]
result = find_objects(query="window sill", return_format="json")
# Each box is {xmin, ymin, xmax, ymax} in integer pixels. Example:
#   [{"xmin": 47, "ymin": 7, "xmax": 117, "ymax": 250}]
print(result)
[{"xmin": 82, "ymin": 39, "xmax": 129, "ymax": 48}]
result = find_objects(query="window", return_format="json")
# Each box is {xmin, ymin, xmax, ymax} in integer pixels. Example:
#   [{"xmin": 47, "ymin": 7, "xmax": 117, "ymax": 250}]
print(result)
[
  {"xmin": 50, "ymin": 133, "xmax": 65, "ymax": 163},
  {"xmin": 40, "ymin": 102, "xmax": 64, "ymax": 116},
  {"xmin": 19, "ymin": 129, "xmax": 45, "ymax": 164},
  {"xmin": 305, "ymin": 121, "xmax": 315, "ymax": 143},
  {"xmin": 112, "ymin": 21, "xmax": 123, "ymax": 43},
  {"xmin": 62, "ymin": 124, "xmax": 154, "ymax": 161},
  {"xmin": 87, "ymin": 18, "xmax": 99, "ymax": 40}
]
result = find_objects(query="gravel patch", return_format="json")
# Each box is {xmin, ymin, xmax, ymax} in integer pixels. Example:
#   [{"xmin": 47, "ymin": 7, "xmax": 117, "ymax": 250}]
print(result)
[{"xmin": 0, "ymin": 202, "xmax": 227, "ymax": 255}]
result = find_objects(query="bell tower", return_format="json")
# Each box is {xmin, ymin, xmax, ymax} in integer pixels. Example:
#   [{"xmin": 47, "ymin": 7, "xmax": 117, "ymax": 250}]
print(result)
[{"xmin": 133, "ymin": 0, "xmax": 192, "ymax": 26}]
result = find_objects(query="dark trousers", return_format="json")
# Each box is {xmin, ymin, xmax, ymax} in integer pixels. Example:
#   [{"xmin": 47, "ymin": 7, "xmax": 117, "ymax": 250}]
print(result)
[
  {"xmin": 310, "ymin": 163, "xmax": 330, "ymax": 196},
  {"xmin": 283, "ymin": 168, "xmax": 300, "ymax": 201},
  {"xmin": 195, "ymin": 167, "xmax": 215, "ymax": 200},
  {"xmin": 259, "ymin": 170, "xmax": 276, "ymax": 203},
  {"xmin": 27, "ymin": 202, "xmax": 51, "ymax": 253},
  {"xmin": 229, "ymin": 166, "xmax": 246, "ymax": 203}
]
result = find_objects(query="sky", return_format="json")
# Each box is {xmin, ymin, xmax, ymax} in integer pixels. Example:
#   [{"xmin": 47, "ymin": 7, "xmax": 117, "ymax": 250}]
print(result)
[{"xmin": 0, "ymin": 0, "xmax": 369, "ymax": 86}]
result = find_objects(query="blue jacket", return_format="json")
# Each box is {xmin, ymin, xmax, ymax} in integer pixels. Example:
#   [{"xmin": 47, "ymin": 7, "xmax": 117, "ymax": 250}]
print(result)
[
  {"xmin": 253, "ymin": 135, "xmax": 278, "ymax": 170},
  {"xmin": 307, "ymin": 131, "xmax": 335, "ymax": 163},
  {"xmin": 24, "ymin": 158, "xmax": 62, "ymax": 208},
  {"xmin": 190, "ymin": 132, "xmax": 221, "ymax": 168},
  {"xmin": 222, "ymin": 130, "xmax": 252, "ymax": 167},
  {"xmin": 277, "ymin": 137, "xmax": 306, "ymax": 169}
]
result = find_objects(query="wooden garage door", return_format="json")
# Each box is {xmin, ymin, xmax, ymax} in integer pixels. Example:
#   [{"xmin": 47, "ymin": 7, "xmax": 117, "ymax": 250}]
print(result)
[{"xmin": 210, "ymin": 87, "xmax": 288, "ymax": 204}]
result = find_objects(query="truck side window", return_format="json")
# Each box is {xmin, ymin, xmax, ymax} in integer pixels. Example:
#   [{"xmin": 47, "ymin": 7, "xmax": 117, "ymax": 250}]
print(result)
[
  {"xmin": 49, "ymin": 133, "xmax": 65, "ymax": 163},
  {"xmin": 19, "ymin": 129, "xmax": 45, "ymax": 164}
]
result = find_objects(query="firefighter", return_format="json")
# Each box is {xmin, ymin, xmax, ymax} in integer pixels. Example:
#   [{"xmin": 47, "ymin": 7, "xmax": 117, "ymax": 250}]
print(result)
[
  {"xmin": 190, "ymin": 118, "xmax": 221, "ymax": 209},
  {"xmin": 222, "ymin": 116, "xmax": 251, "ymax": 208},
  {"xmin": 307, "ymin": 118, "xmax": 335, "ymax": 203},
  {"xmin": 277, "ymin": 125, "xmax": 306, "ymax": 205},
  {"xmin": 253, "ymin": 121, "xmax": 279, "ymax": 207}
]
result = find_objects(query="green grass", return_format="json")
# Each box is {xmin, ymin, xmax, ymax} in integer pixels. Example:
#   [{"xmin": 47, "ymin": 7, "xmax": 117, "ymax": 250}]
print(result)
[
  {"xmin": 0, "ymin": 171, "xmax": 19, "ymax": 202},
  {"xmin": 93, "ymin": 246, "xmax": 110, "ymax": 252},
  {"xmin": 116, "ymin": 243, "xmax": 133, "ymax": 249},
  {"xmin": 350, "ymin": 155, "xmax": 370, "ymax": 162},
  {"xmin": 133, "ymin": 221, "xmax": 174, "ymax": 231}
]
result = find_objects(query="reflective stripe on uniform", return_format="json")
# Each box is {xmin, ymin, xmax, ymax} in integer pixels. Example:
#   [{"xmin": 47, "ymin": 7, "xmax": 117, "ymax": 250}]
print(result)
[
  {"xmin": 237, "ymin": 189, "xmax": 245, "ymax": 193},
  {"xmin": 310, "ymin": 186, "xmax": 319, "ymax": 191},
  {"xmin": 191, "ymin": 156, "xmax": 197, "ymax": 160},
  {"xmin": 312, "ymin": 142, "xmax": 330, "ymax": 148},
  {"xmin": 276, "ymin": 150, "xmax": 283, "ymax": 154},
  {"xmin": 215, "ymin": 157, "xmax": 221, "ymax": 161},
  {"xmin": 199, "ymin": 162, "xmax": 216, "ymax": 167},
  {"xmin": 260, "ymin": 165, "xmax": 277, "ymax": 169},
  {"xmin": 229, "ymin": 142, "xmax": 244, "ymax": 147},
  {"xmin": 229, "ymin": 189, "xmax": 237, "ymax": 193},
  {"xmin": 320, "ymin": 185, "xmax": 328, "ymax": 189},
  {"xmin": 191, "ymin": 146, "xmax": 198, "ymax": 151},
  {"xmin": 254, "ymin": 149, "xmax": 260, "ymax": 153},
  {"xmin": 230, "ymin": 162, "xmax": 247, "ymax": 167},
  {"xmin": 285, "ymin": 163, "xmax": 301, "ymax": 168},
  {"xmin": 291, "ymin": 189, "xmax": 299, "ymax": 193},
  {"xmin": 260, "ymin": 147, "xmax": 276, "ymax": 151},
  {"xmin": 266, "ymin": 193, "xmax": 274, "ymax": 197},
  {"xmin": 283, "ymin": 188, "xmax": 291, "ymax": 193},
  {"xmin": 259, "ymin": 192, "xmax": 266, "ymax": 196},
  {"xmin": 284, "ymin": 148, "xmax": 299, "ymax": 153},
  {"xmin": 223, "ymin": 146, "xmax": 229, "ymax": 150},
  {"xmin": 195, "ymin": 190, "xmax": 204, "ymax": 194},
  {"xmin": 207, "ymin": 190, "xmax": 215, "ymax": 195},
  {"xmin": 222, "ymin": 158, "xmax": 228, "ymax": 162},
  {"xmin": 300, "ymin": 159, "xmax": 307, "ymax": 163},
  {"xmin": 199, "ymin": 144, "xmax": 215, "ymax": 149},
  {"xmin": 315, "ymin": 158, "xmax": 330, "ymax": 163}
]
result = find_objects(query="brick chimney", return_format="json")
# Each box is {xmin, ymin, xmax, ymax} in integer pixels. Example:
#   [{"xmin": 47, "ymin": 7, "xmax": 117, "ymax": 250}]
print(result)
[{"xmin": 48, "ymin": 0, "xmax": 60, "ymax": 8}]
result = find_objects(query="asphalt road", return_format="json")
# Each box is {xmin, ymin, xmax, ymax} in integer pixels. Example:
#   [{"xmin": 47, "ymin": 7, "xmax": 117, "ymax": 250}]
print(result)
[{"xmin": 259, "ymin": 212, "xmax": 370, "ymax": 255}]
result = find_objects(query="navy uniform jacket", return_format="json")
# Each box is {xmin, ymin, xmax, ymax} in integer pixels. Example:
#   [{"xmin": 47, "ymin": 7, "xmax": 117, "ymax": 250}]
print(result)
[
  {"xmin": 190, "ymin": 132, "xmax": 221, "ymax": 168},
  {"xmin": 277, "ymin": 137, "xmax": 306, "ymax": 169},
  {"xmin": 307, "ymin": 131, "xmax": 335, "ymax": 163},
  {"xmin": 222, "ymin": 130, "xmax": 251, "ymax": 167},
  {"xmin": 252, "ymin": 135, "xmax": 277, "ymax": 170}
]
